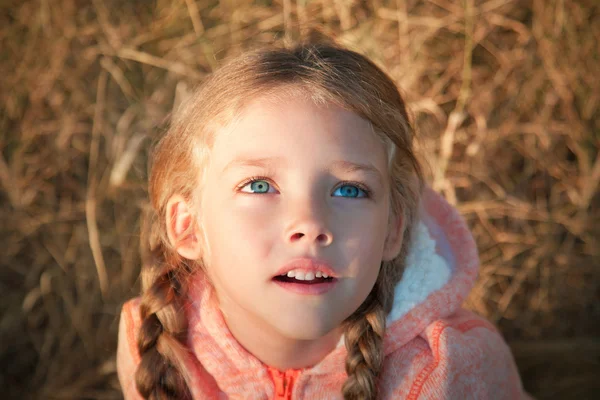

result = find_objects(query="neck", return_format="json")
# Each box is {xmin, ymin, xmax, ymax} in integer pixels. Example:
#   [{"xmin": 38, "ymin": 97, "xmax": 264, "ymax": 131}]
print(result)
[{"xmin": 217, "ymin": 296, "xmax": 344, "ymax": 371}]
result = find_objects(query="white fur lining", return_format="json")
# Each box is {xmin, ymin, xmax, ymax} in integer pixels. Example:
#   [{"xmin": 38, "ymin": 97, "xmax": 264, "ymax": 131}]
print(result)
[{"xmin": 385, "ymin": 221, "xmax": 452, "ymax": 324}]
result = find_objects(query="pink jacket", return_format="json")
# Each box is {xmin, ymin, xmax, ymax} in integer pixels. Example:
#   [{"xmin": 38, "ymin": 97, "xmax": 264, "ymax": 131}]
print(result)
[{"xmin": 117, "ymin": 187, "xmax": 530, "ymax": 399}]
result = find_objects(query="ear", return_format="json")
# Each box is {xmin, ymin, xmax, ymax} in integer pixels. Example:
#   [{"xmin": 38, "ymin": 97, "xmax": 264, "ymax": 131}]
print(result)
[
  {"xmin": 382, "ymin": 213, "xmax": 404, "ymax": 261},
  {"xmin": 165, "ymin": 195, "xmax": 202, "ymax": 260}
]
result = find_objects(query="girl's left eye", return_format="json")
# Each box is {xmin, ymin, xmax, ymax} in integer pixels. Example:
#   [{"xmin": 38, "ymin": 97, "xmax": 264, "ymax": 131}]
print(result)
[{"xmin": 333, "ymin": 184, "xmax": 369, "ymax": 198}]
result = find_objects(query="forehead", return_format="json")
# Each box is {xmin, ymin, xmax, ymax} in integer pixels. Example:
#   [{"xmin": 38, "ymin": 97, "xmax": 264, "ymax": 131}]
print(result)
[{"xmin": 211, "ymin": 96, "xmax": 388, "ymax": 171}]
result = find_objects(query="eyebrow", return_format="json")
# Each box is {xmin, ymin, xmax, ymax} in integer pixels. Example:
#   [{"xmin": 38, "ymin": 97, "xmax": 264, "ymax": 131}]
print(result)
[
  {"xmin": 329, "ymin": 160, "xmax": 384, "ymax": 186},
  {"xmin": 222, "ymin": 156, "xmax": 383, "ymax": 185},
  {"xmin": 222, "ymin": 156, "xmax": 284, "ymax": 173}
]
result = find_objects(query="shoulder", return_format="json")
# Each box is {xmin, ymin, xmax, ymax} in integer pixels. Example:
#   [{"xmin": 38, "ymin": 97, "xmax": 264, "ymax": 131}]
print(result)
[
  {"xmin": 382, "ymin": 309, "xmax": 529, "ymax": 400},
  {"xmin": 117, "ymin": 298, "xmax": 144, "ymax": 399}
]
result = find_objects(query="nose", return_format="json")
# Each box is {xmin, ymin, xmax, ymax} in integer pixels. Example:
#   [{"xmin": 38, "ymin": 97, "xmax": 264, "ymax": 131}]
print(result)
[
  {"xmin": 284, "ymin": 200, "xmax": 333, "ymax": 247},
  {"xmin": 289, "ymin": 229, "xmax": 332, "ymax": 246}
]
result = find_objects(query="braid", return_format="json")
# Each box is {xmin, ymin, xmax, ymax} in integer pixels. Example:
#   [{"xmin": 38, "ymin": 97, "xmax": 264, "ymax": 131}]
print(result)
[
  {"xmin": 135, "ymin": 212, "xmax": 193, "ymax": 400},
  {"xmin": 341, "ymin": 277, "xmax": 389, "ymax": 400}
]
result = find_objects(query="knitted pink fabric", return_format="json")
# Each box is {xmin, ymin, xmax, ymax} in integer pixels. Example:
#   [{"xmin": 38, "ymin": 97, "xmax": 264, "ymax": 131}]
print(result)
[{"xmin": 117, "ymin": 187, "xmax": 531, "ymax": 399}]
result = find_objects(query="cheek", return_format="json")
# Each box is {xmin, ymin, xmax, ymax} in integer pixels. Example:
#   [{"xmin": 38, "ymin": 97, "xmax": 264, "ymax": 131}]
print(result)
[
  {"xmin": 203, "ymin": 199, "xmax": 277, "ymax": 262},
  {"xmin": 340, "ymin": 209, "xmax": 388, "ymax": 253},
  {"xmin": 228, "ymin": 201, "xmax": 279, "ymax": 245}
]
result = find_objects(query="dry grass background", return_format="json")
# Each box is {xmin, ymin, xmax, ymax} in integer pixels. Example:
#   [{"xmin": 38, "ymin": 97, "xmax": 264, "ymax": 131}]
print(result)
[{"xmin": 0, "ymin": 0, "xmax": 598, "ymax": 399}]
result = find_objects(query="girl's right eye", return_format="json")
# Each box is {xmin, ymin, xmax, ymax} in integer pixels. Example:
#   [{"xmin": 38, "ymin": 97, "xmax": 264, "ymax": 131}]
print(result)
[{"xmin": 239, "ymin": 178, "xmax": 276, "ymax": 194}]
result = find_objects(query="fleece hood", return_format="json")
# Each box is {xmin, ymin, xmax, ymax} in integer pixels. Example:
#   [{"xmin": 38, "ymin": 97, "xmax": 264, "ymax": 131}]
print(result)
[{"xmin": 382, "ymin": 185, "xmax": 479, "ymax": 353}]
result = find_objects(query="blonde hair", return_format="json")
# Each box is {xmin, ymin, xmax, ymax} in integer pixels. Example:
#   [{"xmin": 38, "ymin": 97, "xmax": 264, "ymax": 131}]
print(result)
[{"xmin": 135, "ymin": 39, "xmax": 423, "ymax": 400}]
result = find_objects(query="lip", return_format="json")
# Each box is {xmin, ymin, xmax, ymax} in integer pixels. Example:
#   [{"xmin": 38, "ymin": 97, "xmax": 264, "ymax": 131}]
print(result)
[
  {"xmin": 273, "ymin": 257, "xmax": 339, "ymax": 279},
  {"xmin": 273, "ymin": 279, "xmax": 338, "ymax": 295}
]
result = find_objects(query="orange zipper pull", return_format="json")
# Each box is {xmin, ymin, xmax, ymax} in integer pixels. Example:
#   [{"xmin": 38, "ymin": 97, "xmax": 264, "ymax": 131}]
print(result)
[
  {"xmin": 282, "ymin": 369, "xmax": 299, "ymax": 399},
  {"xmin": 268, "ymin": 366, "xmax": 301, "ymax": 399},
  {"xmin": 268, "ymin": 367, "xmax": 287, "ymax": 398},
  {"xmin": 282, "ymin": 374, "xmax": 288, "ymax": 394}
]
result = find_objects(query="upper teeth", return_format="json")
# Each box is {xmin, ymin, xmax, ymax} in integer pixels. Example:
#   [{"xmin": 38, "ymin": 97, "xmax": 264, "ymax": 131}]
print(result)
[{"xmin": 285, "ymin": 269, "xmax": 329, "ymax": 280}]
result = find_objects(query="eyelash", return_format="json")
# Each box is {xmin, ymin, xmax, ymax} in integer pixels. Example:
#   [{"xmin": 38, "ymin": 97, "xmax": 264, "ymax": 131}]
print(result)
[
  {"xmin": 236, "ymin": 175, "xmax": 272, "ymax": 191},
  {"xmin": 236, "ymin": 175, "xmax": 372, "ymax": 198}
]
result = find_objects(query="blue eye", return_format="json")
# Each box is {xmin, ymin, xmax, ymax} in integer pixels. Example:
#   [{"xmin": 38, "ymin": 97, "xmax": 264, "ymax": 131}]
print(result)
[
  {"xmin": 333, "ymin": 184, "xmax": 368, "ymax": 198},
  {"xmin": 241, "ymin": 179, "xmax": 273, "ymax": 194}
]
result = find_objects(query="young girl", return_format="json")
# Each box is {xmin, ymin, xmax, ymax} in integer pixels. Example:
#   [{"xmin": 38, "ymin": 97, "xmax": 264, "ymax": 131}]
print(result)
[{"xmin": 117, "ymin": 41, "xmax": 530, "ymax": 399}]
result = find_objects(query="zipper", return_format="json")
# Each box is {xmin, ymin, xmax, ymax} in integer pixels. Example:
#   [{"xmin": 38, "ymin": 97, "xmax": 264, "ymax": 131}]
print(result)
[
  {"xmin": 281, "ymin": 373, "xmax": 288, "ymax": 398},
  {"xmin": 268, "ymin": 367, "xmax": 301, "ymax": 400}
]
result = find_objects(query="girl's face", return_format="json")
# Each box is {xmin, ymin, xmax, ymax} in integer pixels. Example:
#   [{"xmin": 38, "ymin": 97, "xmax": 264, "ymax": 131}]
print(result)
[{"xmin": 197, "ymin": 95, "xmax": 400, "ymax": 344}]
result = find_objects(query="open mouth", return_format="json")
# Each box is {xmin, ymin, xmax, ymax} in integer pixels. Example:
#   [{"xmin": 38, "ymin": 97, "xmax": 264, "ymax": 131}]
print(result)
[
  {"xmin": 272, "ymin": 270, "xmax": 338, "ymax": 295},
  {"xmin": 273, "ymin": 260, "xmax": 338, "ymax": 294}
]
